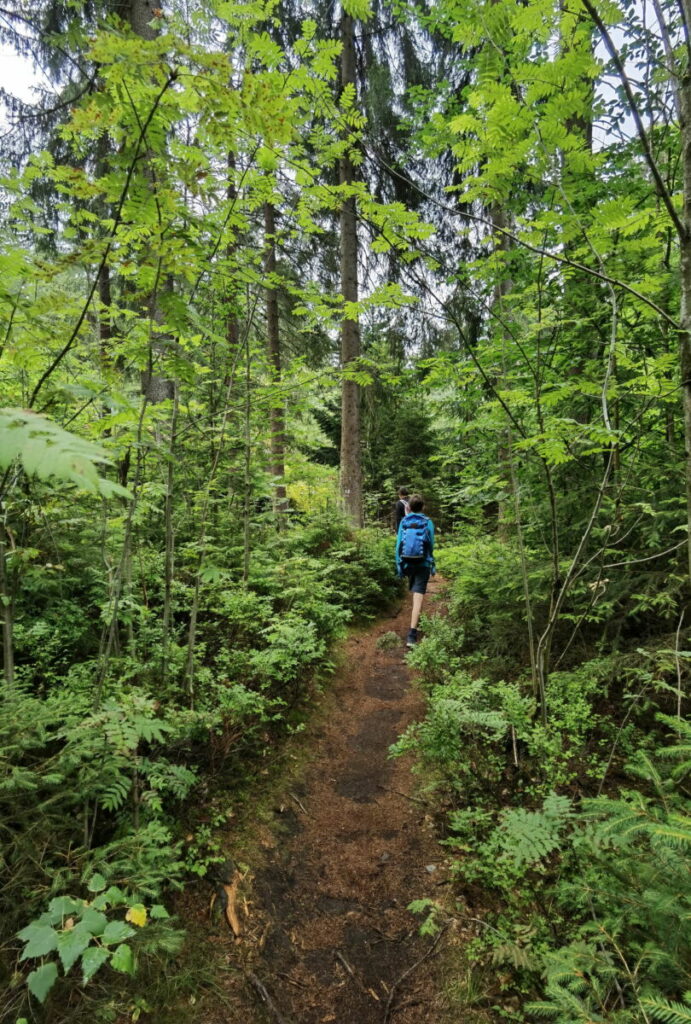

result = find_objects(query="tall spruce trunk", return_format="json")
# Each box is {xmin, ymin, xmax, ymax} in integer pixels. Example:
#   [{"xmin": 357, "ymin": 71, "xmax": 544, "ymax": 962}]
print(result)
[
  {"xmin": 264, "ymin": 202, "xmax": 287, "ymax": 515},
  {"xmin": 0, "ymin": 517, "xmax": 13, "ymax": 686},
  {"xmin": 492, "ymin": 202, "xmax": 513, "ymax": 538},
  {"xmin": 339, "ymin": 12, "xmax": 363, "ymax": 527},
  {"xmin": 680, "ymin": 60, "xmax": 691, "ymax": 579}
]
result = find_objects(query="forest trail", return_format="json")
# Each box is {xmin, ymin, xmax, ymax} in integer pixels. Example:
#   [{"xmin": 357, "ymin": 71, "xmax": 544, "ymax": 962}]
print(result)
[{"xmin": 206, "ymin": 580, "xmax": 449, "ymax": 1024}]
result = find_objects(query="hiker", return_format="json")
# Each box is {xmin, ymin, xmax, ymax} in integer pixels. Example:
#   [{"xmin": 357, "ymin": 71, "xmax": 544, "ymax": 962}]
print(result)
[
  {"xmin": 395, "ymin": 494, "xmax": 435, "ymax": 647},
  {"xmin": 394, "ymin": 486, "xmax": 410, "ymax": 531}
]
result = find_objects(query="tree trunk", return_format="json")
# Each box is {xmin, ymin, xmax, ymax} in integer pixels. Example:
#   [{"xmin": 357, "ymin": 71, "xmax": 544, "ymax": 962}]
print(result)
[
  {"xmin": 0, "ymin": 517, "xmax": 14, "ymax": 687},
  {"xmin": 129, "ymin": 0, "xmax": 157, "ymax": 40},
  {"xmin": 264, "ymin": 202, "xmax": 287, "ymax": 515},
  {"xmin": 491, "ymin": 202, "xmax": 513, "ymax": 539},
  {"xmin": 162, "ymin": 386, "xmax": 178, "ymax": 682},
  {"xmin": 128, "ymin": 0, "xmax": 174, "ymax": 406},
  {"xmin": 339, "ymin": 11, "xmax": 363, "ymax": 528},
  {"xmin": 680, "ymin": 58, "xmax": 691, "ymax": 579},
  {"xmin": 243, "ymin": 335, "xmax": 252, "ymax": 584}
]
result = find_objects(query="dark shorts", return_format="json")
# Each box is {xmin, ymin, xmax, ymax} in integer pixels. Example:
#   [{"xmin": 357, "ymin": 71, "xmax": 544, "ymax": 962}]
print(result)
[{"xmin": 404, "ymin": 565, "xmax": 431, "ymax": 595}]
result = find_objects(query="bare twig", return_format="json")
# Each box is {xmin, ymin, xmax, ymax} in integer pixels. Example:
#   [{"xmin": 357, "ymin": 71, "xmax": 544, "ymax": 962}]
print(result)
[
  {"xmin": 246, "ymin": 972, "xmax": 292, "ymax": 1024},
  {"xmin": 675, "ymin": 609, "xmax": 686, "ymax": 720},
  {"xmin": 335, "ymin": 950, "xmax": 356, "ymax": 978},
  {"xmin": 335, "ymin": 948, "xmax": 370, "ymax": 993},
  {"xmin": 276, "ymin": 972, "xmax": 308, "ymax": 990},
  {"xmin": 29, "ymin": 70, "xmax": 178, "ymax": 408},
  {"xmin": 288, "ymin": 791, "xmax": 310, "ymax": 816},
  {"xmin": 377, "ymin": 784, "xmax": 429, "ymax": 806},
  {"xmin": 596, "ymin": 680, "xmax": 654, "ymax": 796},
  {"xmin": 382, "ymin": 925, "xmax": 448, "ymax": 1024},
  {"xmin": 579, "ymin": 0, "xmax": 685, "ymax": 242}
]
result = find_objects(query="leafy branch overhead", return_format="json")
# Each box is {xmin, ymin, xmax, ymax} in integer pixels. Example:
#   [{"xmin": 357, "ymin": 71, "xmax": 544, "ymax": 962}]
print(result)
[{"xmin": 0, "ymin": 409, "xmax": 131, "ymax": 498}]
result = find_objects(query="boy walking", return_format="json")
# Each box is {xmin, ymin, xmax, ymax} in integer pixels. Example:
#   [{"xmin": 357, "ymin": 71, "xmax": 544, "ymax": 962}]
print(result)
[
  {"xmin": 394, "ymin": 486, "xmax": 410, "ymax": 531},
  {"xmin": 395, "ymin": 494, "xmax": 435, "ymax": 647}
]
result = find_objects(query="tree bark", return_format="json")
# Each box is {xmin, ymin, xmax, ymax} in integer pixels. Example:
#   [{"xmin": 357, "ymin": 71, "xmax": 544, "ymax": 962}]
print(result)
[
  {"xmin": 0, "ymin": 516, "xmax": 14, "ymax": 687},
  {"xmin": 243, "ymin": 334, "xmax": 252, "ymax": 584},
  {"xmin": 264, "ymin": 202, "xmax": 287, "ymax": 515},
  {"xmin": 491, "ymin": 202, "xmax": 513, "ymax": 539},
  {"xmin": 128, "ymin": 0, "xmax": 174, "ymax": 406},
  {"xmin": 339, "ymin": 11, "xmax": 363, "ymax": 528},
  {"xmin": 680, "ymin": 59, "xmax": 691, "ymax": 578},
  {"xmin": 162, "ymin": 386, "xmax": 178, "ymax": 682},
  {"xmin": 129, "ymin": 0, "xmax": 157, "ymax": 41}
]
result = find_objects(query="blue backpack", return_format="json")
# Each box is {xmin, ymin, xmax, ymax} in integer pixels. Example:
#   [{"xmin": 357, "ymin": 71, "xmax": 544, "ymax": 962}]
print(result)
[{"xmin": 399, "ymin": 513, "xmax": 431, "ymax": 563}]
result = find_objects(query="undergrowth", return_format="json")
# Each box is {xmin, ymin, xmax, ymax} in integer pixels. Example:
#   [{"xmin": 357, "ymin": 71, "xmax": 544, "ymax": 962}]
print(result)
[
  {"xmin": 395, "ymin": 531, "xmax": 691, "ymax": 1023},
  {"xmin": 1, "ymin": 512, "xmax": 399, "ymax": 1023}
]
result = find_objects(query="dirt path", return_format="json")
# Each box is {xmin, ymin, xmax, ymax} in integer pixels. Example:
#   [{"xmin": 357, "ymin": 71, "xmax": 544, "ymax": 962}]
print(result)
[{"xmin": 207, "ymin": 581, "xmax": 448, "ymax": 1024}]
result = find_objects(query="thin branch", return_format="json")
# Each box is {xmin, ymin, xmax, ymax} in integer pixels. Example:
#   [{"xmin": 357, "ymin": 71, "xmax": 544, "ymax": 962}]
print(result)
[
  {"xmin": 382, "ymin": 926, "xmax": 448, "ymax": 1024},
  {"xmin": 29, "ymin": 69, "xmax": 178, "ymax": 408},
  {"xmin": 363, "ymin": 146, "xmax": 680, "ymax": 327},
  {"xmin": 602, "ymin": 539, "xmax": 687, "ymax": 568},
  {"xmin": 579, "ymin": 0, "xmax": 686, "ymax": 241},
  {"xmin": 675, "ymin": 607, "xmax": 685, "ymax": 719},
  {"xmin": 246, "ymin": 973, "xmax": 292, "ymax": 1024},
  {"xmin": 650, "ymin": 0, "xmax": 683, "ymax": 121}
]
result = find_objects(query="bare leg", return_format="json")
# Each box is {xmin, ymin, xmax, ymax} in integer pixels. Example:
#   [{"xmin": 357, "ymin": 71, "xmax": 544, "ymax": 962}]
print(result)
[{"xmin": 410, "ymin": 592, "xmax": 424, "ymax": 630}]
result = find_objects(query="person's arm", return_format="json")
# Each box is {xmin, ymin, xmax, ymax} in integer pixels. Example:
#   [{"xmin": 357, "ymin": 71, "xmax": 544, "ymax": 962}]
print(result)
[{"xmin": 395, "ymin": 521, "xmax": 404, "ymax": 576}]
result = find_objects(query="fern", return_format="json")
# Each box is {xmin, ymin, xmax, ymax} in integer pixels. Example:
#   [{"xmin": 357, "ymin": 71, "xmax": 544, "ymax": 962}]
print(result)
[
  {"xmin": 642, "ymin": 993, "xmax": 691, "ymax": 1024},
  {"xmin": 494, "ymin": 792, "xmax": 572, "ymax": 869}
]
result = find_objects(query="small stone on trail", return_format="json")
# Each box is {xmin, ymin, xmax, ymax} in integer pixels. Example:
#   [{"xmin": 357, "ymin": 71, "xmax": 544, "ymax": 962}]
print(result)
[{"xmin": 425, "ymin": 864, "xmax": 437, "ymax": 874}]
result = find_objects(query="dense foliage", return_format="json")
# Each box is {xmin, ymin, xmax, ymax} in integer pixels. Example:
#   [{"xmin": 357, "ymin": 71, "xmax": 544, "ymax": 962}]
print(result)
[
  {"xmin": 398, "ymin": 532, "xmax": 690, "ymax": 1020},
  {"xmin": 1, "ymin": 0, "xmax": 689, "ymax": 1019}
]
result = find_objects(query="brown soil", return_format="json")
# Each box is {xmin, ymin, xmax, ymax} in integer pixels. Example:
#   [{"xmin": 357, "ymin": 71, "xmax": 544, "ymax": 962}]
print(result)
[{"xmin": 203, "ymin": 580, "xmax": 449, "ymax": 1024}]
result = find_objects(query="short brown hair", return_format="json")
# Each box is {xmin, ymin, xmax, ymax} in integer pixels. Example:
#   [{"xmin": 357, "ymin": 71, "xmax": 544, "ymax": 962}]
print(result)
[
  {"xmin": 409, "ymin": 494, "xmax": 424, "ymax": 512},
  {"xmin": 398, "ymin": 486, "xmax": 409, "ymax": 497}
]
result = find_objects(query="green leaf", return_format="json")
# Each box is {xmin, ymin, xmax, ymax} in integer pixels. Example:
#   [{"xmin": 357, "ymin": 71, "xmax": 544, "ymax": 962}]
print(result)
[
  {"xmin": 0, "ymin": 409, "xmax": 132, "ymax": 500},
  {"xmin": 57, "ymin": 926, "xmax": 92, "ymax": 973},
  {"xmin": 110, "ymin": 943, "xmax": 134, "ymax": 975},
  {"xmin": 81, "ymin": 946, "xmax": 110, "ymax": 984},
  {"xmin": 149, "ymin": 904, "xmax": 170, "ymax": 920},
  {"xmin": 341, "ymin": 0, "xmax": 372, "ymax": 18},
  {"xmin": 45, "ymin": 896, "xmax": 83, "ymax": 925},
  {"xmin": 91, "ymin": 885, "xmax": 126, "ymax": 909},
  {"xmin": 79, "ymin": 908, "xmax": 108, "ymax": 935},
  {"xmin": 27, "ymin": 962, "xmax": 59, "ymax": 1003},
  {"xmin": 18, "ymin": 923, "xmax": 59, "ymax": 960},
  {"xmin": 101, "ymin": 920, "xmax": 135, "ymax": 945},
  {"xmin": 87, "ymin": 873, "xmax": 107, "ymax": 893}
]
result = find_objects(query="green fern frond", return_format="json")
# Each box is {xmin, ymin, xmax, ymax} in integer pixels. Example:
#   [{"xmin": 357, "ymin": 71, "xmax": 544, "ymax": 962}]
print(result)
[
  {"xmin": 496, "ymin": 792, "xmax": 572, "ymax": 869},
  {"xmin": 642, "ymin": 992, "xmax": 691, "ymax": 1024}
]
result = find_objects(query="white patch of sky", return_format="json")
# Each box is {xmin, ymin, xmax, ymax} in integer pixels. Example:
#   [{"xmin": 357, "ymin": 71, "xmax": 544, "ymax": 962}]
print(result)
[{"xmin": 0, "ymin": 43, "xmax": 43, "ymax": 102}]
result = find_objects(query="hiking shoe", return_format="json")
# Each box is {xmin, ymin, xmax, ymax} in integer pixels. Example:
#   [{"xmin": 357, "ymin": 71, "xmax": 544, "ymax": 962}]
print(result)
[{"xmin": 406, "ymin": 629, "xmax": 418, "ymax": 648}]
